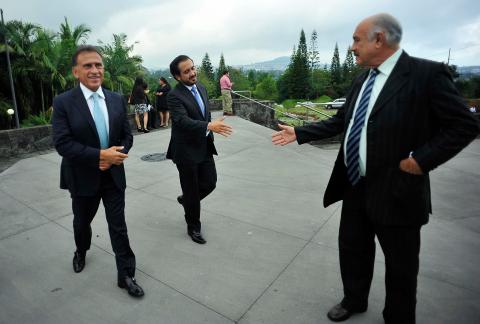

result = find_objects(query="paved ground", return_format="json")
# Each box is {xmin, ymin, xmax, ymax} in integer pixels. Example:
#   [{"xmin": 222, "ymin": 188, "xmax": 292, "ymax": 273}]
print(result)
[{"xmin": 1, "ymin": 112, "xmax": 479, "ymax": 324}]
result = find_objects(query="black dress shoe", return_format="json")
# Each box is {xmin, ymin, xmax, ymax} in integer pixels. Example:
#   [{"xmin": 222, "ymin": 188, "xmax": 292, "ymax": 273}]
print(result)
[
  {"xmin": 327, "ymin": 303, "xmax": 366, "ymax": 322},
  {"xmin": 177, "ymin": 195, "xmax": 183, "ymax": 205},
  {"xmin": 188, "ymin": 231, "xmax": 206, "ymax": 244},
  {"xmin": 72, "ymin": 251, "xmax": 85, "ymax": 273},
  {"xmin": 118, "ymin": 276, "xmax": 145, "ymax": 298}
]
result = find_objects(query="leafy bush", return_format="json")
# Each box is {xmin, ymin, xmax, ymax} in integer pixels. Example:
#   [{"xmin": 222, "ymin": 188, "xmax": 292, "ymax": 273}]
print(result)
[{"xmin": 21, "ymin": 110, "xmax": 52, "ymax": 127}]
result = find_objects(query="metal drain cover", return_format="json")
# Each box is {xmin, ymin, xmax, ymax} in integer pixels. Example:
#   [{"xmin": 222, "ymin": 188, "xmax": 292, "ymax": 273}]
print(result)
[{"xmin": 140, "ymin": 153, "xmax": 168, "ymax": 162}]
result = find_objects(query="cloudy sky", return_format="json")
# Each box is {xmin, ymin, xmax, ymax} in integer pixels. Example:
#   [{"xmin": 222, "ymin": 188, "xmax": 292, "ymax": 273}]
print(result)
[{"xmin": 2, "ymin": 0, "xmax": 480, "ymax": 69}]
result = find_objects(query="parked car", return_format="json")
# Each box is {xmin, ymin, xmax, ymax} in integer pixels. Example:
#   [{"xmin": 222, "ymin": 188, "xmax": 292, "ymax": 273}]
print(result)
[{"xmin": 324, "ymin": 98, "xmax": 346, "ymax": 109}]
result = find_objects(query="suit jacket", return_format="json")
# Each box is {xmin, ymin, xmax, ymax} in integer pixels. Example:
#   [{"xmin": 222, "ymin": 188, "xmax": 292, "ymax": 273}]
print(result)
[
  {"xmin": 52, "ymin": 86, "xmax": 133, "ymax": 196},
  {"xmin": 166, "ymin": 82, "xmax": 217, "ymax": 164},
  {"xmin": 295, "ymin": 51, "xmax": 479, "ymax": 226}
]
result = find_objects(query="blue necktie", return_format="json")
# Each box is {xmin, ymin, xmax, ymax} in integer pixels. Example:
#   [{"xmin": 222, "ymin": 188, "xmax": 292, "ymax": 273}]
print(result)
[
  {"xmin": 346, "ymin": 69, "xmax": 379, "ymax": 185},
  {"xmin": 91, "ymin": 92, "xmax": 109, "ymax": 149},
  {"xmin": 191, "ymin": 85, "xmax": 206, "ymax": 117}
]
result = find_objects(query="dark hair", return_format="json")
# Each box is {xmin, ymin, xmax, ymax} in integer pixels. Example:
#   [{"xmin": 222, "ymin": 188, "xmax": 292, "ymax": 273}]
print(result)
[
  {"xmin": 160, "ymin": 77, "xmax": 170, "ymax": 86},
  {"xmin": 133, "ymin": 76, "xmax": 144, "ymax": 87},
  {"xmin": 169, "ymin": 55, "xmax": 192, "ymax": 78},
  {"xmin": 223, "ymin": 70, "xmax": 229, "ymax": 75},
  {"xmin": 72, "ymin": 45, "xmax": 102, "ymax": 67}
]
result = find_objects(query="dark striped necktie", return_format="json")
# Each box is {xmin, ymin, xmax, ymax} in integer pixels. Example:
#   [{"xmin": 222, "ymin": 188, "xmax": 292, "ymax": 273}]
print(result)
[{"xmin": 346, "ymin": 68, "xmax": 379, "ymax": 185}]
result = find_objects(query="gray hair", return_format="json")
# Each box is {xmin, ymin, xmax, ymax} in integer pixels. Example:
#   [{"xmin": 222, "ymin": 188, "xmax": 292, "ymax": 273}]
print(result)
[{"xmin": 367, "ymin": 13, "xmax": 402, "ymax": 47}]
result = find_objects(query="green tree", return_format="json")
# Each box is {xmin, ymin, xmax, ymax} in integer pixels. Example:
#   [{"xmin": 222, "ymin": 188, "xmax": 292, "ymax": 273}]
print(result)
[
  {"xmin": 99, "ymin": 33, "xmax": 143, "ymax": 94},
  {"xmin": 57, "ymin": 18, "xmax": 91, "ymax": 90},
  {"xmin": 214, "ymin": 53, "xmax": 227, "ymax": 97},
  {"xmin": 253, "ymin": 75, "xmax": 278, "ymax": 100},
  {"xmin": 289, "ymin": 29, "xmax": 311, "ymax": 98},
  {"xmin": 330, "ymin": 43, "xmax": 342, "ymax": 86},
  {"xmin": 309, "ymin": 29, "xmax": 320, "ymax": 98},
  {"xmin": 200, "ymin": 53, "xmax": 215, "ymax": 82}
]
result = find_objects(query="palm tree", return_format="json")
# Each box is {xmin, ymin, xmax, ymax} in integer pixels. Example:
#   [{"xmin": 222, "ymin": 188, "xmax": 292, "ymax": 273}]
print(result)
[
  {"xmin": 99, "ymin": 33, "xmax": 143, "ymax": 94},
  {"xmin": 57, "ymin": 17, "xmax": 91, "ymax": 90}
]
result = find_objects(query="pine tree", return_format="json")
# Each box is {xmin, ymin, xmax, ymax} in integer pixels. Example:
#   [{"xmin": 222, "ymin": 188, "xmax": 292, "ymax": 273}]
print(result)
[
  {"xmin": 290, "ymin": 29, "xmax": 311, "ymax": 98},
  {"xmin": 309, "ymin": 30, "xmax": 319, "ymax": 71},
  {"xmin": 309, "ymin": 29, "xmax": 320, "ymax": 98},
  {"xmin": 215, "ymin": 53, "xmax": 227, "ymax": 97},
  {"xmin": 200, "ymin": 53, "xmax": 214, "ymax": 81},
  {"xmin": 342, "ymin": 47, "xmax": 355, "ymax": 84},
  {"xmin": 330, "ymin": 43, "xmax": 341, "ymax": 86}
]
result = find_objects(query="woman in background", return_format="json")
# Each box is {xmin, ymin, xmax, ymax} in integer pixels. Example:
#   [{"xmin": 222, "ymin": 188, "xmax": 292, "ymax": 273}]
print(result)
[
  {"xmin": 155, "ymin": 77, "xmax": 171, "ymax": 127},
  {"xmin": 130, "ymin": 77, "xmax": 150, "ymax": 133}
]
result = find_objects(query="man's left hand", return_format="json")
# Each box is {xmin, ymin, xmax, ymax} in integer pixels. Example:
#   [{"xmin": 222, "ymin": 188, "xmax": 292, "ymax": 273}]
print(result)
[
  {"xmin": 399, "ymin": 157, "xmax": 423, "ymax": 175},
  {"xmin": 99, "ymin": 160, "xmax": 112, "ymax": 171}
]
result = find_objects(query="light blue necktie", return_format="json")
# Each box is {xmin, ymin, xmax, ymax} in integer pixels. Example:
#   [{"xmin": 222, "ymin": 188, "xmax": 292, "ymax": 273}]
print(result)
[
  {"xmin": 91, "ymin": 92, "xmax": 109, "ymax": 149},
  {"xmin": 191, "ymin": 85, "xmax": 206, "ymax": 117},
  {"xmin": 346, "ymin": 68, "xmax": 379, "ymax": 185}
]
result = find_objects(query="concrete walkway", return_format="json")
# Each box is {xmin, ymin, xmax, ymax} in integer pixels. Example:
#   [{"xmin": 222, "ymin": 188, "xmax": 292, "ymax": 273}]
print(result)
[{"xmin": 1, "ymin": 112, "xmax": 479, "ymax": 324}]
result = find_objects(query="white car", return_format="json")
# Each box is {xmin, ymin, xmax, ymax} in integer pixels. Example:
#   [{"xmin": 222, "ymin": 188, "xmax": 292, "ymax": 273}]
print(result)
[{"xmin": 324, "ymin": 98, "xmax": 346, "ymax": 109}]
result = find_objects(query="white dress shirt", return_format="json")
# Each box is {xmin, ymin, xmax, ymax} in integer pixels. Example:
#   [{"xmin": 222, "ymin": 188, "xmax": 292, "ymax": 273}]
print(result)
[
  {"xmin": 79, "ymin": 83, "xmax": 109, "ymax": 134},
  {"xmin": 343, "ymin": 48, "xmax": 403, "ymax": 176}
]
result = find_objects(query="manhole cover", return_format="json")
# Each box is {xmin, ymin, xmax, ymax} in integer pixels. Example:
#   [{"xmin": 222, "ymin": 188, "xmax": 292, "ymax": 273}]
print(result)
[{"xmin": 140, "ymin": 153, "xmax": 168, "ymax": 162}]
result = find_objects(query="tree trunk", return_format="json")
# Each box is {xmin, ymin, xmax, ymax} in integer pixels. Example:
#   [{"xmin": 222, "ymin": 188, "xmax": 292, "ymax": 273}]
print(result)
[{"xmin": 40, "ymin": 81, "xmax": 45, "ymax": 114}]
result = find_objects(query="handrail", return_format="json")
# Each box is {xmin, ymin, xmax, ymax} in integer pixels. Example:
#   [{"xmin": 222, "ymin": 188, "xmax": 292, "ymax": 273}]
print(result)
[
  {"xmin": 231, "ymin": 90, "xmax": 304, "ymax": 123},
  {"xmin": 296, "ymin": 102, "xmax": 334, "ymax": 119},
  {"xmin": 233, "ymin": 90, "xmax": 252, "ymax": 98}
]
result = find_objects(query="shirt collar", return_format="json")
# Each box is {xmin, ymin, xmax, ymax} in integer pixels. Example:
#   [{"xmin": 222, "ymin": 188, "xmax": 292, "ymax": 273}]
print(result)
[
  {"xmin": 376, "ymin": 48, "xmax": 402, "ymax": 77},
  {"xmin": 80, "ymin": 82, "xmax": 105, "ymax": 101},
  {"xmin": 183, "ymin": 83, "xmax": 196, "ymax": 92}
]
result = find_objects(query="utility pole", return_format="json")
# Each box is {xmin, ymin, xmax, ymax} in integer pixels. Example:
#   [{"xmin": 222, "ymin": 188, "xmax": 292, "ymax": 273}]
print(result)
[
  {"xmin": 447, "ymin": 48, "xmax": 451, "ymax": 65},
  {"xmin": 1, "ymin": 9, "xmax": 20, "ymax": 128}
]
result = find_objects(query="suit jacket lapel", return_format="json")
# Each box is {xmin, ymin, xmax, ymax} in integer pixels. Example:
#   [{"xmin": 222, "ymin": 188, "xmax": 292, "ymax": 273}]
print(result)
[
  {"xmin": 103, "ymin": 88, "xmax": 115, "ymax": 142},
  {"xmin": 72, "ymin": 86, "xmax": 99, "ymax": 141},
  {"xmin": 369, "ymin": 51, "xmax": 410, "ymax": 118},
  {"xmin": 178, "ymin": 84, "xmax": 206, "ymax": 120}
]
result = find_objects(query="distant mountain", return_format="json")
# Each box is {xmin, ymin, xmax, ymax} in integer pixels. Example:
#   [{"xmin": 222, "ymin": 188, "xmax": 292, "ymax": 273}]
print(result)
[
  {"xmin": 236, "ymin": 56, "xmax": 291, "ymax": 71},
  {"xmin": 457, "ymin": 66, "xmax": 480, "ymax": 79}
]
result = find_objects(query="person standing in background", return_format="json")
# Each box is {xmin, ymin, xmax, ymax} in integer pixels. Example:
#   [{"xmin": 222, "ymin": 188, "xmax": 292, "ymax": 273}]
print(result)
[
  {"xmin": 130, "ymin": 77, "xmax": 150, "ymax": 133},
  {"xmin": 155, "ymin": 77, "xmax": 172, "ymax": 127},
  {"xmin": 220, "ymin": 70, "xmax": 234, "ymax": 116}
]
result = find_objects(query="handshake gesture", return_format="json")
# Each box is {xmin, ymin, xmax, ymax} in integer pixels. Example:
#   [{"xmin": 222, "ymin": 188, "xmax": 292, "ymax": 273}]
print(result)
[{"xmin": 208, "ymin": 117, "xmax": 233, "ymax": 137}]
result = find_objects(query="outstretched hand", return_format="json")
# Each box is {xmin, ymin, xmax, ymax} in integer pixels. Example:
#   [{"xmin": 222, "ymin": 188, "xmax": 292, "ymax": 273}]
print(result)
[
  {"xmin": 272, "ymin": 124, "xmax": 297, "ymax": 146},
  {"xmin": 208, "ymin": 117, "xmax": 233, "ymax": 137}
]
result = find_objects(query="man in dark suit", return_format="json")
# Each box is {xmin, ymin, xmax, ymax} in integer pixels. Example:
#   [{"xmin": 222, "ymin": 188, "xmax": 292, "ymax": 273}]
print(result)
[
  {"xmin": 272, "ymin": 13, "xmax": 478, "ymax": 323},
  {"xmin": 52, "ymin": 45, "xmax": 144, "ymax": 297},
  {"xmin": 167, "ymin": 55, "xmax": 233, "ymax": 244}
]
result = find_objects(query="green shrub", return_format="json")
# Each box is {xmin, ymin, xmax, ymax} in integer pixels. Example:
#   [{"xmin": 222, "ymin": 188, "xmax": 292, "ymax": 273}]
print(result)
[{"xmin": 21, "ymin": 110, "xmax": 51, "ymax": 127}]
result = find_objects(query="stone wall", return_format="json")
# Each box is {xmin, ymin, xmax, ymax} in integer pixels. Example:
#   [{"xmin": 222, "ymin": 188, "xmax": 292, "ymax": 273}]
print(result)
[
  {"xmin": 0, "ymin": 125, "xmax": 53, "ymax": 157},
  {"xmin": 232, "ymin": 99, "xmax": 276, "ymax": 129},
  {"xmin": 1, "ymin": 104, "xmax": 478, "ymax": 157}
]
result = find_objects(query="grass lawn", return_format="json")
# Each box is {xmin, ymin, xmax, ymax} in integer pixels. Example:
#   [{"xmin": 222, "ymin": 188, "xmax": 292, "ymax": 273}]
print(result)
[{"xmin": 275, "ymin": 96, "xmax": 337, "ymax": 126}]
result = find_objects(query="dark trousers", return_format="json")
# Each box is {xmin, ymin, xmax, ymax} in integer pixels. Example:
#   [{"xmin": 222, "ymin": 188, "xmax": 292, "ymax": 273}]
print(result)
[
  {"xmin": 339, "ymin": 179, "xmax": 420, "ymax": 324},
  {"xmin": 148, "ymin": 107, "xmax": 158, "ymax": 128},
  {"xmin": 72, "ymin": 171, "xmax": 136, "ymax": 279},
  {"xmin": 176, "ymin": 156, "xmax": 217, "ymax": 232}
]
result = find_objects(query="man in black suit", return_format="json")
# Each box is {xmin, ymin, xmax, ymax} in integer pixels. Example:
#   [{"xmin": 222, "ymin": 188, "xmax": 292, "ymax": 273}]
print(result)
[
  {"xmin": 52, "ymin": 45, "xmax": 144, "ymax": 297},
  {"xmin": 167, "ymin": 55, "xmax": 233, "ymax": 244},
  {"xmin": 272, "ymin": 13, "xmax": 478, "ymax": 323}
]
